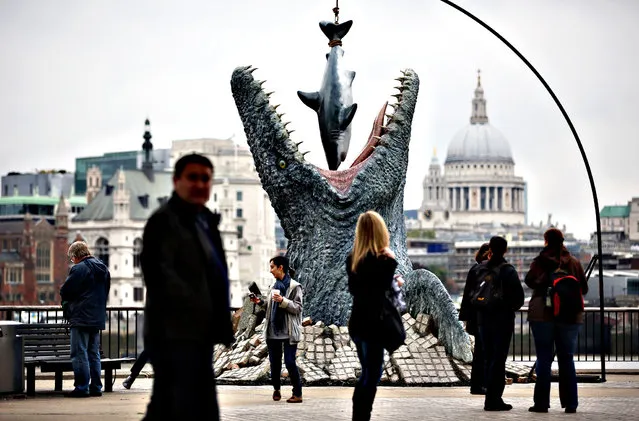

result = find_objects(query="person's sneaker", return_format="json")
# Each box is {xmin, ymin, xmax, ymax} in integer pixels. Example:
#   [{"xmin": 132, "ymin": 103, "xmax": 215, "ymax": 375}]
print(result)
[
  {"xmin": 529, "ymin": 406, "xmax": 548, "ymax": 413},
  {"xmin": 484, "ymin": 403, "xmax": 513, "ymax": 411},
  {"xmin": 565, "ymin": 408, "xmax": 577, "ymax": 414},
  {"xmin": 122, "ymin": 376, "xmax": 134, "ymax": 389},
  {"xmin": 64, "ymin": 389, "xmax": 90, "ymax": 398},
  {"xmin": 286, "ymin": 395, "xmax": 303, "ymax": 403},
  {"xmin": 89, "ymin": 390, "xmax": 102, "ymax": 397},
  {"xmin": 272, "ymin": 390, "xmax": 281, "ymax": 401}
]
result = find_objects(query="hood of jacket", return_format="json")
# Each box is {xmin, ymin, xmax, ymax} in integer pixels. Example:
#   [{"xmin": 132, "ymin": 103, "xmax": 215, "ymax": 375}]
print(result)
[
  {"xmin": 533, "ymin": 246, "xmax": 572, "ymax": 271},
  {"xmin": 81, "ymin": 256, "xmax": 109, "ymax": 283}
]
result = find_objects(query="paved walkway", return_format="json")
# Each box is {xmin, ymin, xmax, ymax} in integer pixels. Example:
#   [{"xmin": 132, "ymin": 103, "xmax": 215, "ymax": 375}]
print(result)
[{"xmin": 2, "ymin": 375, "xmax": 638, "ymax": 420}]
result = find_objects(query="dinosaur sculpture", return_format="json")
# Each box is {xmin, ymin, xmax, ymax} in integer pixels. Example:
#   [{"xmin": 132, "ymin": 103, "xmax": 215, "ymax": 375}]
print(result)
[{"xmin": 230, "ymin": 66, "xmax": 472, "ymax": 362}]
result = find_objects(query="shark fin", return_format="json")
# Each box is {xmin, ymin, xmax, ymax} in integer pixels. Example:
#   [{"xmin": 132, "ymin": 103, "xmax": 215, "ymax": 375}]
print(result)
[
  {"xmin": 319, "ymin": 20, "xmax": 353, "ymax": 41},
  {"xmin": 340, "ymin": 103, "xmax": 357, "ymax": 130},
  {"xmin": 297, "ymin": 91, "xmax": 321, "ymax": 112},
  {"xmin": 347, "ymin": 70, "xmax": 356, "ymax": 86}
]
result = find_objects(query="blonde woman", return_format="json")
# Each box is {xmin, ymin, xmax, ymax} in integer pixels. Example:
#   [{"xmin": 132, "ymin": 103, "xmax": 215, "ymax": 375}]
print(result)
[{"xmin": 346, "ymin": 210, "xmax": 397, "ymax": 421}]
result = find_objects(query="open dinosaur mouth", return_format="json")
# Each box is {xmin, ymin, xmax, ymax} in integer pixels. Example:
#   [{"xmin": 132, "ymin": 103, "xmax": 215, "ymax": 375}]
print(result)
[
  {"xmin": 317, "ymin": 102, "xmax": 388, "ymax": 193},
  {"xmin": 231, "ymin": 66, "xmax": 415, "ymax": 194}
]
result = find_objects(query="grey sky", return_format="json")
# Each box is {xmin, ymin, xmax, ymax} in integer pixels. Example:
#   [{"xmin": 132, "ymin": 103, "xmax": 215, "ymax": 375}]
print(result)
[{"xmin": 1, "ymin": 0, "xmax": 638, "ymax": 240}]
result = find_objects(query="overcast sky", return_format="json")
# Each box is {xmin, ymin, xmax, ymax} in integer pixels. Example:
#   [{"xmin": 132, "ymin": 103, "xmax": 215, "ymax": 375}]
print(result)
[{"xmin": 1, "ymin": 0, "xmax": 638, "ymax": 240}]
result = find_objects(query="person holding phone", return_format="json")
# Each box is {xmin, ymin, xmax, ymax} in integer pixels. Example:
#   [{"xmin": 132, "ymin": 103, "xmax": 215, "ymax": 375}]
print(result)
[{"xmin": 250, "ymin": 256, "xmax": 303, "ymax": 403}]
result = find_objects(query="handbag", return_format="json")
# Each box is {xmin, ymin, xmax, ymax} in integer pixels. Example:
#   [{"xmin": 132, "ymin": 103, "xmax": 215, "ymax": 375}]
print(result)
[{"xmin": 380, "ymin": 294, "xmax": 406, "ymax": 353}]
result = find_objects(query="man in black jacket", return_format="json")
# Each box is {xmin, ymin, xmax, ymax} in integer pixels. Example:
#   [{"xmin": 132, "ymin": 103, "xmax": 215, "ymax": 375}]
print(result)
[
  {"xmin": 141, "ymin": 153, "xmax": 233, "ymax": 421},
  {"xmin": 60, "ymin": 241, "xmax": 111, "ymax": 398},
  {"xmin": 473, "ymin": 236, "xmax": 524, "ymax": 411}
]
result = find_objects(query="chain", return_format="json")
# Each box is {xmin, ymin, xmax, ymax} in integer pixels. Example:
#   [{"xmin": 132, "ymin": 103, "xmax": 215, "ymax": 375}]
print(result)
[{"xmin": 333, "ymin": 0, "xmax": 339, "ymax": 24}]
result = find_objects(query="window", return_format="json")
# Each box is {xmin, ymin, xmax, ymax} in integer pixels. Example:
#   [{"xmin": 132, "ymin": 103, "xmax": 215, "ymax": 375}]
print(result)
[
  {"xmin": 134, "ymin": 287, "xmax": 144, "ymax": 302},
  {"xmin": 96, "ymin": 237, "xmax": 109, "ymax": 267},
  {"xmin": 236, "ymin": 208, "xmax": 243, "ymax": 218},
  {"xmin": 7, "ymin": 267, "xmax": 22, "ymax": 284},
  {"xmin": 237, "ymin": 225, "xmax": 244, "ymax": 239},
  {"xmin": 3, "ymin": 185, "xmax": 7, "ymax": 196},
  {"xmin": 133, "ymin": 238, "xmax": 142, "ymax": 270},
  {"xmin": 236, "ymin": 191, "xmax": 243, "ymax": 201},
  {"xmin": 36, "ymin": 242, "xmax": 51, "ymax": 283},
  {"xmin": 214, "ymin": 193, "xmax": 217, "ymax": 202},
  {"xmin": 637, "ymin": 221, "xmax": 639, "ymax": 232}
]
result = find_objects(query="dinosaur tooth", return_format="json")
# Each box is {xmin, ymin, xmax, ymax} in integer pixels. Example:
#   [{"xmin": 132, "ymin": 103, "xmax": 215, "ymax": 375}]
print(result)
[{"xmin": 372, "ymin": 136, "xmax": 382, "ymax": 141}]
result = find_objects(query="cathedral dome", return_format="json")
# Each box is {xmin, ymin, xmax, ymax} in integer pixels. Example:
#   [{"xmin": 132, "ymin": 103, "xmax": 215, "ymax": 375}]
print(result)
[
  {"xmin": 444, "ymin": 71, "xmax": 514, "ymax": 165},
  {"xmin": 445, "ymin": 123, "xmax": 514, "ymax": 164}
]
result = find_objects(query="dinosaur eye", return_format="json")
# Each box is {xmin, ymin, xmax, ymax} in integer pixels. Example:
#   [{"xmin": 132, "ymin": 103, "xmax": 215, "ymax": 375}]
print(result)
[{"xmin": 278, "ymin": 160, "xmax": 287, "ymax": 169}]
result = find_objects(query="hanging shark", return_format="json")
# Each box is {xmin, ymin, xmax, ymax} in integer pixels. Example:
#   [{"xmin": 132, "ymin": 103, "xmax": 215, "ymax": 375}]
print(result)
[{"xmin": 298, "ymin": 20, "xmax": 357, "ymax": 171}]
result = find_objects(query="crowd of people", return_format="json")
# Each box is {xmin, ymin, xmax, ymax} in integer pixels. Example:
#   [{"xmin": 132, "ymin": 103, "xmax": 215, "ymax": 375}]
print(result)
[
  {"xmin": 58, "ymin": 152, "xmax": 589, "ymax": 419},
  {"xmin": 459, "ymin": 229, "xmax": 588, "ymax": 413}
]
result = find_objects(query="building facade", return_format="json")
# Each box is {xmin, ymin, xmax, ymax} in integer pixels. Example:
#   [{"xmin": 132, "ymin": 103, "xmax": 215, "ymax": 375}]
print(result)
[
  {"xmin": 419, "ymin": 72, "xmax": 527, "ymax": 228},
  {"xmin": 69, "ymin": 124, "xmax": 271, "ymax": 309},
  {"xmin": 595, "ymin": 198, "xmax": 639, "ymax": 245},
  {"xmin": 74, "ymin": 121, "xmax": 171, "ymax": 195},
  {"xmin": 2, "ymin": 171, "xmax": 75, "ymax": 198},
  {"xmin": 0, "ymin": 197, "xmax": 70, "ymax": 305}
]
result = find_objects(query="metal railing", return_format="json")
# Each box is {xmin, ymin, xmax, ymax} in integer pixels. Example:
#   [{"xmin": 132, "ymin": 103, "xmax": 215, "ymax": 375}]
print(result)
[
  {"xmin": 511, "ymin": 307, "xmax": 639, "ymax": 363},
  {"xmin": 2, "ymin": 305, "xmax": 638, "ymax": 364},
  {"xmin": 1, "ymin": 305, "xmax": 145, "ymax": 359}
]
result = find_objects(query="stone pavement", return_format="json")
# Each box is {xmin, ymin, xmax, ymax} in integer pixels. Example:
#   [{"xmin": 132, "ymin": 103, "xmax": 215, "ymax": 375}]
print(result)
[{"xmin": 2, "ymin": 375, "xmax": 639, "ymax": 420}]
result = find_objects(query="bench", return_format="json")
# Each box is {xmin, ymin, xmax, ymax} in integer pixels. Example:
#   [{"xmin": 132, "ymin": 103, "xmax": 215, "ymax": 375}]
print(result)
[{"xmin": 16, "ymin": 323, "xmax": 135, "ymax": 396}]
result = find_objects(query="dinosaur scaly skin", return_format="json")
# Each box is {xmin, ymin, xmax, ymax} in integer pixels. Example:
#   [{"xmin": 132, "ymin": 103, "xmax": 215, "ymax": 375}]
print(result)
[{"xmin": 230, "ymin": 67, "xmax": 472, "ymax": 362}]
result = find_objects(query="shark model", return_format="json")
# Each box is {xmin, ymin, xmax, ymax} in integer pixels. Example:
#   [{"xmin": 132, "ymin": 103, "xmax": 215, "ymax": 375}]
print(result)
[{"xmin": 298, "ymin": 20, "xmax": 357, "ymax": 171}]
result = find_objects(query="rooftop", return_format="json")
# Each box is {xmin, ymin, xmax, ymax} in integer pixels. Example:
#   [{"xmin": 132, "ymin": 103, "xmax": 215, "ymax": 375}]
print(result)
[{"xmin": 600, "ymin": 205, "xmax": 630, "ymax": 218}]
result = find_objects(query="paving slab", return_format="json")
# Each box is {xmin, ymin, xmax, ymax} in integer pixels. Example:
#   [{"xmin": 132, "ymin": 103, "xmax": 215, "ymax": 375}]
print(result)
[{"xmin": 1, "ymin": 375, "xmax": 638, "ymax": 420}]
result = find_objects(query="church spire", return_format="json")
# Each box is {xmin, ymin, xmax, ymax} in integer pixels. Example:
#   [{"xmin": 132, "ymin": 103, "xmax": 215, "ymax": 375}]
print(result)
[
  {"xmin": 142, "ymin": 118, "xmax": 154, "ymax": 181},
  {"xmin": 470, "ymin": 69, "xmax": 489, "ymax": 125}
]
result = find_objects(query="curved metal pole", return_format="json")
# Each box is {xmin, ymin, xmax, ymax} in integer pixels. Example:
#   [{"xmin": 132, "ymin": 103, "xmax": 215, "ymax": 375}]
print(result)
[{"xmin": 439, "ymin": 0, "xmax": 606, "ymax": 381}]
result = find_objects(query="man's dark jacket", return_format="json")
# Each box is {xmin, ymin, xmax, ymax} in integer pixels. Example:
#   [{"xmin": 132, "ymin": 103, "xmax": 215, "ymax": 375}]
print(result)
[
  {"xmin": 141, "ymin": 192, "xmax": 234, "ymax": 347},
  {"xmin": 60, "ymin": 256, "xmax": 111, "ymax": 330}
]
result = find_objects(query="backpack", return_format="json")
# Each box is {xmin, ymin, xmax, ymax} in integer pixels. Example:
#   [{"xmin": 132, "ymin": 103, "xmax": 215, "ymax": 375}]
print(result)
[
  {"xmin": 549, "ymin": 267, "xmax": 584, "ymax": 322},
  {"xmin": 471, "ymin": 262, "xmax": 510, "ymax": 311}
]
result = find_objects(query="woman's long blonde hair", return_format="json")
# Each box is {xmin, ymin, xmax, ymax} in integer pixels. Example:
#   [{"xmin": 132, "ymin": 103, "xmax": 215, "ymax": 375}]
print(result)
[{"xmin": 350, "ymin": 210, "xmax": 390, "ymax": 273}]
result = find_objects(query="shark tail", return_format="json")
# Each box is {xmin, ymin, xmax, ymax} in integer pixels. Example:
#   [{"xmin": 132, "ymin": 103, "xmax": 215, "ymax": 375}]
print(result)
[{"xmin": 319, "ymin": 20, "xmax": 353, "ymax": 42}]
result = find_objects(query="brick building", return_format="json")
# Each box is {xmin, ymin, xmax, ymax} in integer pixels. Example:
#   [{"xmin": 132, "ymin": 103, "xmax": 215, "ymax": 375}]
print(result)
[{"xmin": 0, "ymin": 196, "xmax": 70, "ymax": 304}]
